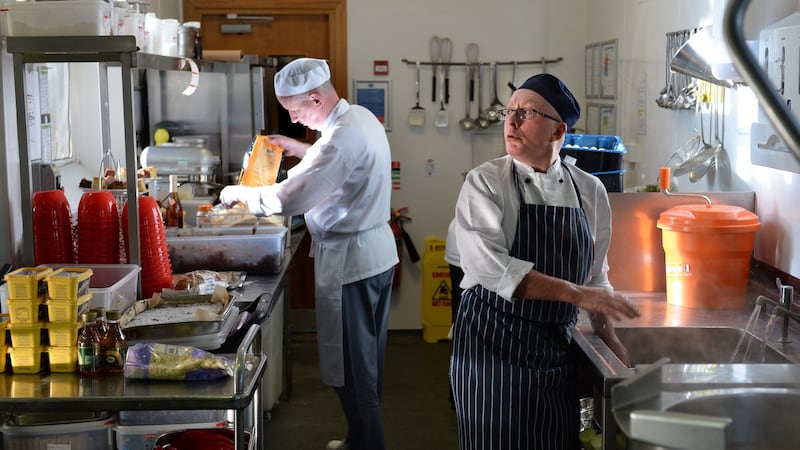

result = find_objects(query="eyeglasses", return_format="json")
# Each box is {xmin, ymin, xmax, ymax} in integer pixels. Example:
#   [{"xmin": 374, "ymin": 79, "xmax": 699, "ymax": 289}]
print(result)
[{"xmin": 497, "ymin": 108, "xmax": 562, "ymax": 124}]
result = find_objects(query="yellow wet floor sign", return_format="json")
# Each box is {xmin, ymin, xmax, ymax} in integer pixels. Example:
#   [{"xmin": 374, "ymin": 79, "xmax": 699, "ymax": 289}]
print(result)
[{"xmin": 422, "ymin": 237, "xmax": 451, "ymax": 342}]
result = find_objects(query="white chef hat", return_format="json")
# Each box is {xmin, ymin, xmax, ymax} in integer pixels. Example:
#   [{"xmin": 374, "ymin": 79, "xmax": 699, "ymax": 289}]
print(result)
[{"xmin": 274, "ymin": 58, "xmax": 331, "ymax": 97}]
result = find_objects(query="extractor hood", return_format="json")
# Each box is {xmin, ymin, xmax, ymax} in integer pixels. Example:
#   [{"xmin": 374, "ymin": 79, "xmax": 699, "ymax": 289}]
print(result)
[{"xmin": 670, "ymin": 27, "xmax": 749, "ymax": 88}]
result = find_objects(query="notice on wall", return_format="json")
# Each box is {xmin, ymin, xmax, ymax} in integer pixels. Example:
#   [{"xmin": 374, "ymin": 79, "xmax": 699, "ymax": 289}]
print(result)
[
  {"xmin": 392, "ymin": 161, "xmax": 401, "ymax": 190},
  {"xmin": 354, "ymin": 80, "xmax": 391, "ymax": 131},
  {"xmin": 637, "ymin": 72, "xmax": 647, "ymax": 136}
]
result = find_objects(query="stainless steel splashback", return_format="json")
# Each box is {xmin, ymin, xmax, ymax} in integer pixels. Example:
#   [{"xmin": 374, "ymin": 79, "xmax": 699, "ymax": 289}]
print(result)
[
  {"xmin": 607, "ymin": 192, "xmax": 756, "ymax": 292},
  {"xmin": 145, "ymin": 56, "xmax": 272, "ymax": 183}
]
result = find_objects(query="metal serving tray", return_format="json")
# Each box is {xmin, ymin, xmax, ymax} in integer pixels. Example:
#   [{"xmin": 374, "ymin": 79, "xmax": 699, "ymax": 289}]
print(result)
[{"xmin": 121, "ymin": 293, "xmax": 240, "ymax": 341}]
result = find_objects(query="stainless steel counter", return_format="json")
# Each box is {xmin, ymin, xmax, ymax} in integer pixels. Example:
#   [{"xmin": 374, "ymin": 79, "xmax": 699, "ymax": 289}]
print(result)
[
  {"xmin": 0, "ymin": 227, "xmax": 307, "ymax": 449},
  {"xmin": 574, "ymin": 277, "xmax": 800, "ymax": 449},
  {"xmin": 0, "ymin": 325, "xmax": 265, "ymax": 449}
]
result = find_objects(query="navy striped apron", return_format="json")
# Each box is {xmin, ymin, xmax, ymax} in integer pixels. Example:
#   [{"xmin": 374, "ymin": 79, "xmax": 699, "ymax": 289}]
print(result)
[{"xmin": 450, "ymin": 165, "xmax": 594, "ymax": 450}]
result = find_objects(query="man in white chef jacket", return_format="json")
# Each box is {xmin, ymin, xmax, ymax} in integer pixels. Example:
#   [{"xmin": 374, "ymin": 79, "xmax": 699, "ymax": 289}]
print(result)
[
  {"xmin": 220, "ymin": 58, "xmax": 398, "ymax": 450},
  {"xmin": 449, "ymin": 73, "xmax": 640, "ymax": 449}
]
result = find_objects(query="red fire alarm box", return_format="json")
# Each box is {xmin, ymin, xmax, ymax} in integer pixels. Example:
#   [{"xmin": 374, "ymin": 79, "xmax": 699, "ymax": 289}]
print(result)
[{"xmin": 373, "ymin": 60, "xmax": 389, "ymax": 76}]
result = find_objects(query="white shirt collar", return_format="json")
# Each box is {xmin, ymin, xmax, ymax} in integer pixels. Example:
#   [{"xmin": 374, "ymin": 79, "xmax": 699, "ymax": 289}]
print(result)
[{"xmin": 322, "ymin": 99, "xmax": 350, "ymax": 131}]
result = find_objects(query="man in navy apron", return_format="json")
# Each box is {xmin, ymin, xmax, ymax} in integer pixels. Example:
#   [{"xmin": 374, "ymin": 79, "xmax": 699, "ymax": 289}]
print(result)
[{"xmin": 450, "ymin": 74, "xmax": 640, "ymax": 449}]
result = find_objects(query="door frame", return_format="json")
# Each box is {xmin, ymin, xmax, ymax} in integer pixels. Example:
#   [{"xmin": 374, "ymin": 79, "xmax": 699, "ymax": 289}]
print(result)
[{"xmin": 182, "ymin": 0, "xmax": 348, "ymax": 96}]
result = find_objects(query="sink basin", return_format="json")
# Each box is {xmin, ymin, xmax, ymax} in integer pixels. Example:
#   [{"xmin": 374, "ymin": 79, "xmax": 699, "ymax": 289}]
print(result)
[
  {"xmin": 615, "ymin": 326, "xmax": 794, "ymax": 365},
  {"xmin": 663, "ymin": 389, "xmax": 800, "ymax": 450}
]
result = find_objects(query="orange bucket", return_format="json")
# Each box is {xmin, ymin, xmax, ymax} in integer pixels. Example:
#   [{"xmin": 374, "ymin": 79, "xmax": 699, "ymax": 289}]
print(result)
[{"xmin": 656, "ymin": 204, "xmax": 760, "ymax": 309}]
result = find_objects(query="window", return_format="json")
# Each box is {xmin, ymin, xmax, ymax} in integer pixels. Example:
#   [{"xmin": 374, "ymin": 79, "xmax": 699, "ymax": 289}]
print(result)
[{"xmin": 25, "ymin": 63, "xmax": 71, "ymax": 163}]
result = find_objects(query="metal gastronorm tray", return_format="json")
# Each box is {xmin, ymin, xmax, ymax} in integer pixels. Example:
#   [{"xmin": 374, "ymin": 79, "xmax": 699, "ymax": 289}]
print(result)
[{"xmin": 121, "ymin": 293, "xmax": 240, "ymax": 341}]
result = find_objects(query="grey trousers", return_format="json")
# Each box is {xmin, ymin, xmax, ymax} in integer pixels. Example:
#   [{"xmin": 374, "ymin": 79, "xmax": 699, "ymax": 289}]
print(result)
[{"xmin": 334, "ymin": 267, "xmax": 394, "ymax": 450}]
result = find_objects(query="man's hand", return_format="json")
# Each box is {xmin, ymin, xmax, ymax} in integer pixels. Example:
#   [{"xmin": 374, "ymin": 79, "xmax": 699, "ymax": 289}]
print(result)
[
  {"xmin": 574, "ymin": 286, "xmax": 640, "ymax": 322},
  {"xmin": 268, "ymin": 134, "xmax": 311, "ymax": 159},
  {"xmin": 219, "ymin": 185, "xmax": 261, "ymax": 213}
]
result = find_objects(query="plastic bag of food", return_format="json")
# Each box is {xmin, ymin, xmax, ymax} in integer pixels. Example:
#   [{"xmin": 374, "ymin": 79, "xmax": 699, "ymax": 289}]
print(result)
[
  {"xmin": 124, "ymin": 343, "xmax": 234, "ymax": 381},
  {"xmin": 239, "ymin": 135, "xmax": 283, "ymax": 186}
]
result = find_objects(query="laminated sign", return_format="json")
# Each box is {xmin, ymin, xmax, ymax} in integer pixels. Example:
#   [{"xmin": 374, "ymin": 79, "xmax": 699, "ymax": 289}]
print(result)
[{"xmin": 422, "ymin": 237, "xmax": 451, "ymax": 342}]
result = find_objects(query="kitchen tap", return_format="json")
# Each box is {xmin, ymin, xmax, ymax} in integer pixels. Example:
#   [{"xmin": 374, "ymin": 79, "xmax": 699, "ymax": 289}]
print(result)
[{"xmin": 756, "ymin": 278, "xmax": 798, "ymax": 343}]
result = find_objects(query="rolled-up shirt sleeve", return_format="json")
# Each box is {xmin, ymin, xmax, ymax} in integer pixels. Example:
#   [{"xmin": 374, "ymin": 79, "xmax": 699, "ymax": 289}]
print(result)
[{"xmin": 454, "ymin": 162, "xmax": 533, "ymax": 301}]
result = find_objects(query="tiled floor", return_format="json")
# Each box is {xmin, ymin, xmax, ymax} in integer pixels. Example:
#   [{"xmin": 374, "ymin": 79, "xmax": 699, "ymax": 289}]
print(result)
[{"xmin": 262, "ymin": 331, "xmax": 459, "ymax": 450}]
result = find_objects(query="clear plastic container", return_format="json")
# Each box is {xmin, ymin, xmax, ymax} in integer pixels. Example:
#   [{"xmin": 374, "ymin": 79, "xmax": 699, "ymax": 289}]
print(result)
[
  {"xmin": 5, "ymin": 0, "xmax": 113, "ymax": 36},
  {"xmin": 196, "ymin": 204, "xmax": 213, "ymax": 228},
  {"xmin": 39, "ymin": 264, "xmax": 141, "ymax": 313},
  {"xmin": 114, "ymin": 421, "xmax": 227, "ymax": 450},
  {"xmin": 2, "ymin": 415, "xmax": 115, "ymax": 450}
]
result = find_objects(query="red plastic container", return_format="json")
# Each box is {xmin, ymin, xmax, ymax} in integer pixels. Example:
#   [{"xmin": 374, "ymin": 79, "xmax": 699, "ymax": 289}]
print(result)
[
  {"xmin": 122, "ymin": 196, "xmax": 172, "ymax": 298},
  {"xmin": 77, "ymin": 190, "xmax": 121, "ymax": 264},
  {"xmin": 32, "ymin": 189, "xmax": 76, "ymax": 265}
]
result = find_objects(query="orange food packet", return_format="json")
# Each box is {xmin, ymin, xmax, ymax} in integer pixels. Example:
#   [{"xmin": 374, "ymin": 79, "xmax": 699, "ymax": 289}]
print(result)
[{"xmin": 240, "ymin": 135, "xmax": 284, "ymax": 186}]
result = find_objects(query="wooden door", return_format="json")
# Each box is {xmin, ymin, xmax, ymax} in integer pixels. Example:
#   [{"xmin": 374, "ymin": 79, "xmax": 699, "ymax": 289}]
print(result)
[{"xmin": 182, "ymin": 0, "xmax": 347, "ymax": 96}]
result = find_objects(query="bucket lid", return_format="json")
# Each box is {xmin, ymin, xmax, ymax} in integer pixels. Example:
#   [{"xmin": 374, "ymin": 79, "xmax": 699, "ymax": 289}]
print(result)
[{"xmin": 656, "ymin": 204, "xmax": 761, "ymax": 233}]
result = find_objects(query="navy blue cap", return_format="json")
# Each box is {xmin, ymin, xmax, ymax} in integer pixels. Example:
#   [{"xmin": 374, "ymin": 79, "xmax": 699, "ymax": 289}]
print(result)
[{"xmin": 518, "ymin": 73, "xmax": 580, "ymax": 130}]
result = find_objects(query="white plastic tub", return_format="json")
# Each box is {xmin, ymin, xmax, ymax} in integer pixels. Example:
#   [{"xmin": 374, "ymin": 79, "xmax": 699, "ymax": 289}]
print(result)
[
  {"xmin": 5, "ymin": 0, "xmax": 113, "ymax": 36},
  {"xmin": 39, "ymin": 264, "xmax": 141, "ymax": 313}
]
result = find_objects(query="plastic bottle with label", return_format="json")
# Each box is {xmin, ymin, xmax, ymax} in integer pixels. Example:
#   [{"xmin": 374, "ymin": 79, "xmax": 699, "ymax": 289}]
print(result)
[
  {"xmin": 77, "ymin": 311, "xmax": 101, "ymax": 376},
  {"xmin": 162, "ymin": 174, "xmax": 184, "ymax": 228},
  {"xmin": 91, "ymin": 307, "xmax": 108, "ymax": 337},
  {"xmin": 101, "ymin": 309, "xmax": 127, "ymax": 374}
]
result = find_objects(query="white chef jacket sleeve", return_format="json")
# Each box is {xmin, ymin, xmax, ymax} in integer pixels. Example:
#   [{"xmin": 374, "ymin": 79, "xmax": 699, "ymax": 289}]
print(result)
[
  {"xmin": 454, "ymin": 167, "xmax": 533, "ymax": 301},
  {"xmin": 249, "ymin": 184, "xmax": 283, "ymax": 216},
  {"xmin": 272, "ymin": 139, "xmax": 355, "ymax": 218},
  {"xmin": 584, "ymin": 180, "xmax": 614, "ymax": 289}
]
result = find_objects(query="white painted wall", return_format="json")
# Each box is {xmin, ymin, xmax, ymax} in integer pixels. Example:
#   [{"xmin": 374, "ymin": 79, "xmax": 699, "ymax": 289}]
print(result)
[
  {"xmin": 348, "ymin": 0, "xmax": 800, "ymax": 329},
  {"xmin": 348, "ymin": 0, "xmax": 590, "ymax": 329}
]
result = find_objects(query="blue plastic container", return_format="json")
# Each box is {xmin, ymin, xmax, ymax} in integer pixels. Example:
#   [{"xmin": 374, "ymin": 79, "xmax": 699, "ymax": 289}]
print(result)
[{"xmin": 561, "ymin": 134, "xmax": 627, "ymax": 173}]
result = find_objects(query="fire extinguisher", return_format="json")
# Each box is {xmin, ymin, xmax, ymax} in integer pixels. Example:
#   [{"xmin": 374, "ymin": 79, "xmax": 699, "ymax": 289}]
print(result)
[{"xmin": 390, "ymin": 207, "xmax": 420, "ymax": 288}]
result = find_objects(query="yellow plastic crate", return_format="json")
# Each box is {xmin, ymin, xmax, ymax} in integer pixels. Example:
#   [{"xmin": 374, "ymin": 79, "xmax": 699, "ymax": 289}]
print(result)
[
  {"xmin": 46, "ymin": 267, "xmax": 93, "ymax": 301},
  {"xmin": 47, "ymin": 345, "xmax": 78, "ymax": 373},
  {"xmin": 6, "ymin": 296, "xmax": 45, "ymax": 324},
  {"xmin": 8, "ymin": 345, "xmax": 44, "ymax": 374},
  {"xmin": 4, "ymin": 267, "xmax": 52, "ymax": 299},
  {"xmin": 45, "ymin": 321, "xmax": 81, "ymax": 347},
  {"xmin": 7, "ymin": 322, "xmax": 44, "ymax": 348},
  {"xmin": 45, "ymin": 293, "xmax": 93, "ymax": 324}
]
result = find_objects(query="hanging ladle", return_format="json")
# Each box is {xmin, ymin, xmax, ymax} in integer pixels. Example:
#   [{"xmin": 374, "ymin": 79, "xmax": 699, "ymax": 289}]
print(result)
[
  {"xmin": 690, "ymin": 87, "xmax": 724, "ymax": 181},
  {"xmin": 475, "ymin": 65, "xmax": 490, "ymax": 129},
  {"xmin": 688, "ymin": 91, "xmax": 721, "ymax": 182},
  {"xmin": 459, "ymin": 63, "xmax": 476, "ymax": 131},
  {"xmin": 486, "ymin": 62, "xmax": 503, "ymax": 123}
]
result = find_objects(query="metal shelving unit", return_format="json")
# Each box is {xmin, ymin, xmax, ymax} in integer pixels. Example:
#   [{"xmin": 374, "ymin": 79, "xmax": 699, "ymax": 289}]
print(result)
[{"xmin": 7, "ymin": 35, "xmax": 142, "ymax": 268}]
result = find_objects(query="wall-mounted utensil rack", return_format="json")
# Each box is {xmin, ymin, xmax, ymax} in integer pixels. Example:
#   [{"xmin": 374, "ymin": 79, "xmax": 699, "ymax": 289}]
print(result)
[{"xmin": 401, "ymin": 57, "xmax": 563, "ymax": 67}]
